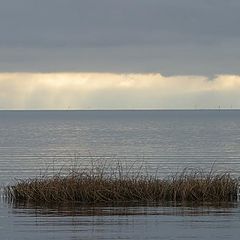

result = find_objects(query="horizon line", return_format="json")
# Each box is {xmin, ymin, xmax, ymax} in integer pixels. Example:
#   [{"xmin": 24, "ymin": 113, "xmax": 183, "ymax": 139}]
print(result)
[{"xmin": 0, "ymin": 108, "xmax": 239, "ymax": 111}]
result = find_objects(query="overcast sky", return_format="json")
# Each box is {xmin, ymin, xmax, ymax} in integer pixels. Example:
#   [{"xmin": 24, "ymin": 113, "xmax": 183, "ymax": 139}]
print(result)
[
  {"xmin": 0, "ymin": 1, "xmax": 240, "ymax": 109},
  {"xmin": 1, "ymin": 0, "xmax": 240, "ymax": 75}
]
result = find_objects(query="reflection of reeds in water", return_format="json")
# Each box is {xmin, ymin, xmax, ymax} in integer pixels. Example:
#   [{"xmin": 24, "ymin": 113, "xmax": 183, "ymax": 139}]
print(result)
[
  {"xmin": 5, "ymin": 167, "xmax": 239, "ymax": 204},
  {"xmin": 10, "ymin": 202, "xmax": 238, "ymax": 217}
]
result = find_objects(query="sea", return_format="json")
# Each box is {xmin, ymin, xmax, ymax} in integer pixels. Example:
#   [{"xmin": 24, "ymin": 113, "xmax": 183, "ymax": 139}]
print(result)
[{"xmin": 1, "ymin": 110, "xmax": 240, "ymax": 239}]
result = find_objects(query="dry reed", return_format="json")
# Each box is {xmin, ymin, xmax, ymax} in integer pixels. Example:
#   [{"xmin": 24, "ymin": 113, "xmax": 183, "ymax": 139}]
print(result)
[{"xmin": 5, "ymin": 168, "xmax": 239, "ymax": 204}]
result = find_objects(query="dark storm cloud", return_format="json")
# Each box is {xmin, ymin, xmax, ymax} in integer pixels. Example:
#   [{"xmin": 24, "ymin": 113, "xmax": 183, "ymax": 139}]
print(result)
[{"xmin": 0, "ymin": 0, "xmax": 240, "ymax": 74}]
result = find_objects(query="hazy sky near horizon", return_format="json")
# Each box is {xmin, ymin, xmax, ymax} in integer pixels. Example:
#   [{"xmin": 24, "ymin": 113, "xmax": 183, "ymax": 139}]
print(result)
[
  {"xmin": 1, "ymin": 73, "xmax": 240, "ymax": 109},
  {"xmin": 1, "ymin": 1, "xmax": 240, "ymax": 109}
]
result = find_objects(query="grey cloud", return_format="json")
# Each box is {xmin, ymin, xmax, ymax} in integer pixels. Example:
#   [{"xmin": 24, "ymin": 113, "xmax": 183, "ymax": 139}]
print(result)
[{"xmin": 0, "ymin": 0, "xmax": 240, "ymax": 75}]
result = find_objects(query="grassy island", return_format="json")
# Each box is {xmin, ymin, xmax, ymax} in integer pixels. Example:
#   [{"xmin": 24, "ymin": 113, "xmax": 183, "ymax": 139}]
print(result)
[{"xmin": 5, "ymin": 168, "xmax": 239, "ymax": 204}]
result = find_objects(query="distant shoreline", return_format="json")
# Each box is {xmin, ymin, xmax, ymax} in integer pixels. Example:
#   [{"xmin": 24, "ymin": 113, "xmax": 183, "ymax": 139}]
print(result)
[{"xmin": 0, "ymin": 109, "xmax": 240, "ymax": 112}]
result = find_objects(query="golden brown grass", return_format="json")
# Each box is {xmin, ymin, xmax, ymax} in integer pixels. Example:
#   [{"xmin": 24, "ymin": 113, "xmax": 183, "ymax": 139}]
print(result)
[{"xmin": 5, "ymin": 168, "xmax": 239, "ymax": 204}]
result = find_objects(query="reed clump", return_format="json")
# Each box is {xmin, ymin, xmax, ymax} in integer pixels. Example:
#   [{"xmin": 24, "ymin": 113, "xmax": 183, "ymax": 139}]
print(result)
[{"xmin": 5, "ymin": 169, "xmax": 239, "ymax": 204}]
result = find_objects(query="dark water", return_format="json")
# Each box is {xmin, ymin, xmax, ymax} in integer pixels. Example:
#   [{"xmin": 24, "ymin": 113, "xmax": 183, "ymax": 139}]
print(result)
[
  {"xmin": 1, "ymin": 110, "xmax": 240, "ymax": 239},
  {"xmin": 2, "ymin": 202, "xmax": 240, "ymax": 240}
]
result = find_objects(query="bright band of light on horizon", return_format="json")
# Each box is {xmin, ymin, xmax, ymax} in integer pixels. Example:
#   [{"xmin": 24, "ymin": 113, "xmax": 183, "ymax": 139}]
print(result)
[{"xmin": 1, "ymin": 73, "xmax": 240, "ymax": 110}]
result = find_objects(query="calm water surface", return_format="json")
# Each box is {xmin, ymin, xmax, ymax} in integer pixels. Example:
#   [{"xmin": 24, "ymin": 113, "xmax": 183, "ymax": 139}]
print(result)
[{"xmin": 1, "ymin": 110, "xmax": 240, "ymax": 239}]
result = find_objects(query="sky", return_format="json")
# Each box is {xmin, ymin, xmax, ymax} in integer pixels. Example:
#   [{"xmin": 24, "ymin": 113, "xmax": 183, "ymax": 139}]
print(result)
[{"xmin": 1, "ymin": 0, "xmax": 240, "ymax": 109}]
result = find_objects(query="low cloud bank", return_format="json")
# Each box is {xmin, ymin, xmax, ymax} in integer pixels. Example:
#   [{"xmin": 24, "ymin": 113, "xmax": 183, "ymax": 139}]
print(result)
[{"xmin": 0, "ymin": 73, "xmax": 240, "ymax": 109}]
